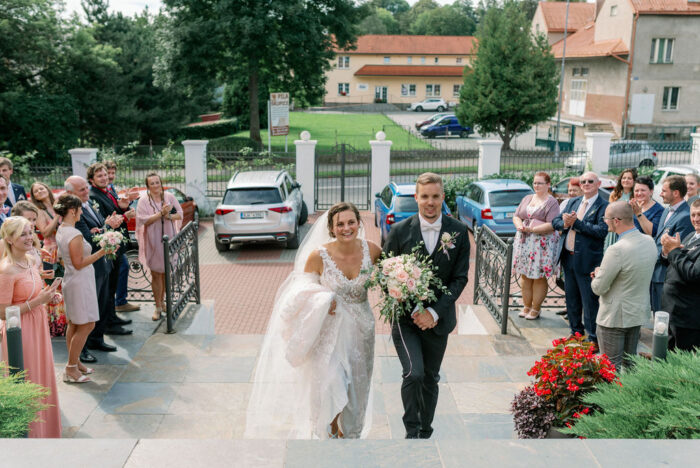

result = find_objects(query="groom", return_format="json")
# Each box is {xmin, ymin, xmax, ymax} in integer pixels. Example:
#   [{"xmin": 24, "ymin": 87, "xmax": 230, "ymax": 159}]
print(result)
[{"xmin": 383, "ymin": 172, "xmax": 470, "ymax": 439}]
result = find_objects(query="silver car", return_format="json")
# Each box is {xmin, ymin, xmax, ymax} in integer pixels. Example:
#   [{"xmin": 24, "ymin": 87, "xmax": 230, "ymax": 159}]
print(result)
[
  {"xmin": 564, "ymin": 140, "xmax": 658, "ymax": 172},
  {"xmin": 214, "ymin": 170, "xmax": 308, "ymax": 251}
]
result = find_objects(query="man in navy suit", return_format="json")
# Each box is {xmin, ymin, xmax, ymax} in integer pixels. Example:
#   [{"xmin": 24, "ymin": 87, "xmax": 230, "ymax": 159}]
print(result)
[
  {"xmin": 0, "ymin": 175, "xmax": 9, "ymax": 228},
  {"xmin": 552, "ymin": 172, "xmax": 608, "ymax": 346},
  {"xmin": 651, "ymin": 175, "xmax": 694, "ymax": 312},
  {"xmin": 0, "ymin": 157, "xmax": 27, "ymax": 208}
]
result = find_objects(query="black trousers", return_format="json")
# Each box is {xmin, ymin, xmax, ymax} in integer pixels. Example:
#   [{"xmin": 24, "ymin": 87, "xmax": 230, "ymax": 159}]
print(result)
[
  {"xmin": 87, "ymin": 271, "xmax": 110, "ymax": 344},
  {"xmin": 106, "ymin": 255, "xmax": 123, "ymax": 325},
  {"xmin": 670, "ymin": 324, "xmax": 700, "ymax": 352},
  {"xmin": 391, "ymin": 320, "xmax": 448, "ymax": 438}
]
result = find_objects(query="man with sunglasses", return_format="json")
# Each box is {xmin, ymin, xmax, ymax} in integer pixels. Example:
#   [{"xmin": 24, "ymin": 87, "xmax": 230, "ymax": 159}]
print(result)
[{"xmin": 552, "ymin": 172, "xmax": 608, "ymax": 350}]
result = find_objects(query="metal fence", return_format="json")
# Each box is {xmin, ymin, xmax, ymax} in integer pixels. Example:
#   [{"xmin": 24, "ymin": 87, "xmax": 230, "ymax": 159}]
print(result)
[
  {"xmin": 500, "ymin": 148, "xmax": 585, "ymax": 176},
  {"xmin": 164, "ymin": 213, "xmax": 201, "ymax": 333},
  {"xmin": 206, "ymin": 148, "xmax": 296, "ymax": 198},
  {"xmin": 105, "ymin": 156, "xmax": 187, "ymax": 192},
  {"xmin": 315, "ymin": 144, "xmax": 371, "ymax": 210},
  {"xmin": 390, "ymin": 149, "xmax": 479, "ymax": 184},
  {"xmin": 473, "ymin": 225, "xmax": 514, "ymax": 334},
  {"xmin": 20, "ymin": 165, "xmax": 74, "ymax": 189}
]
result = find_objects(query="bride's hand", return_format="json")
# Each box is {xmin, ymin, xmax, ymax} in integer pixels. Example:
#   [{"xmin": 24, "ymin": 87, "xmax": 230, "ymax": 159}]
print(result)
[{"xmin": 328, "ymin": 300, "xmax": 336, "ymax": 315}]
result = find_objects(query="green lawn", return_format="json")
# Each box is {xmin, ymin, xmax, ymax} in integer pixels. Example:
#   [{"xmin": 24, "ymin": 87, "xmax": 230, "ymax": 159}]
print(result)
[{"xmin": 212, "ymin": 112, "xmax": 433, "ymax": 152}]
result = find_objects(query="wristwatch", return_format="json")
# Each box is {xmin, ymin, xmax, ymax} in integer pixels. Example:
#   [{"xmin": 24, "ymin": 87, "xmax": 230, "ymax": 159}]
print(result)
[{"xmin": 637, "ymin": 213, "xmax": 643, "ymax": 218}]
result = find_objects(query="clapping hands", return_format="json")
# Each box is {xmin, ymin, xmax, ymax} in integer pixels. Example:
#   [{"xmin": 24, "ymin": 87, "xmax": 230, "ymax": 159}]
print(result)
[
  {"xmin": 106, "ymin": 211, "xmax": 123, "ymax": 228},
  {"xmin": 661, "ymin": 232, "xmax": 682, "ymax": 256},
  {"xmin": 562, "ymin": 211, "xmax": 577, "ymax": 229}
]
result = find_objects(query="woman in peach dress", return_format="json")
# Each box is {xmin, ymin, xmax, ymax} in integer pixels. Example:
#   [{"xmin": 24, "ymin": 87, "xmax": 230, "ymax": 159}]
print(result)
[{"xmin": 0, "ymin": 216, "xmax": 62, "ymax": 438}]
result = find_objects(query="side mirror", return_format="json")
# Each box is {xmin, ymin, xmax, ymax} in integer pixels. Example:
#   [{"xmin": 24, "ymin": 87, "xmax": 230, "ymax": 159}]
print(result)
[
  {"xmin": 293, "ymin": 182, "xmax": 301, "ymax": 189},
  {"xmin": 375, "ymin": 192, "xmax": 381, "ymax": 198},
  {"xmin": 185, "ymin": 196, "xmax": 194, "ymax": 202}
]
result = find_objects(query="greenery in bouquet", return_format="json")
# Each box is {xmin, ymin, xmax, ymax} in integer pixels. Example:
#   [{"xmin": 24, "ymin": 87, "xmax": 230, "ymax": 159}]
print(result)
[
  {"xmin": 92, "ymin": 230, "xmax": 126, "ymax": 260},
  {"xmin": 525, "ymin": 333, "xmax": 619, "ymax": 428},
  {"xmin": 0, "ymin": 364, "xmax": 49, "ymax": 438},
  {"xmin": 364, "ymin": 244, "xmax": 447, "ymax": 324}
]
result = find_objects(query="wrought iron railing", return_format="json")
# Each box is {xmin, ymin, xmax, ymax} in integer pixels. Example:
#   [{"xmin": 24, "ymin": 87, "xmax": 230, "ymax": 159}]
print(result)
[
  {"xmin": 473, "ymin": 225, "xmax": 513, "ymax": 334},
  {"xmin": 315, "ymin": 143, "xmax": 371, "ymax": 210},
  {"xmin": 163, "ymin": 212, "xmax": 201, "ymax": 333}
]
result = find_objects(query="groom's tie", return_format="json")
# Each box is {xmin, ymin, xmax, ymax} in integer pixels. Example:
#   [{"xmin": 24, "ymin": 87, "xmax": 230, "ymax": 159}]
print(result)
[{"xmin": 420, "ymin": 217, "xmax": 441, "ymax": 254}]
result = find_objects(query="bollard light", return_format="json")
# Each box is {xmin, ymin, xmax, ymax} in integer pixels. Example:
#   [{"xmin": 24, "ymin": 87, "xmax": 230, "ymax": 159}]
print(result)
[
  {"xmin": 5, "ymin": 306, "xmax": 25, "ymax": 376},
  {"xmin": 652, "ymin": 311, "xmax": 670, "ymax": 361}
]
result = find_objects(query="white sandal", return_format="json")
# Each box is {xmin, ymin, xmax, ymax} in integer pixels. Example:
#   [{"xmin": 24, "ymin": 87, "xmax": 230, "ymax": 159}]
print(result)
[{"xmin": 64, "ymin": 365, "xmax": 91, "ymax": 384}]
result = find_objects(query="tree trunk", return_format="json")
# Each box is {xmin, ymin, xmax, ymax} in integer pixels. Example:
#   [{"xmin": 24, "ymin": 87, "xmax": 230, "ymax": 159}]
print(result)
[
  {"xmin": 248, "ymin": 64, "xmax": 261, "ymax": 145},
  {"xmin": 502, "ymin": 132, "xmax": 512, "ymax": 150}
]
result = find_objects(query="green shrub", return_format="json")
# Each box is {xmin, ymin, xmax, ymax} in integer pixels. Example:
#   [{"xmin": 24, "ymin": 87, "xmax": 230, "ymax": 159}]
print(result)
[
  {"xmin": 180, "ymin": 118, "xmax": 239, "ymax": 140},
  {"xmin": 564, "ymin": 351, "xmax": 700, "ymax": 439},
  {"xmin": 0, "ymin": 364, "xmax": 50, "ymax": 438}
]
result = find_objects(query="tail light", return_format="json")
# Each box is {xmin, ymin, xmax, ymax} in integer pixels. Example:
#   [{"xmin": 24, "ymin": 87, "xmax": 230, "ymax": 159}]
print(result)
[
  {"xmin": 481, "ymin": 208, "xmax": 493, "ymax": 220},
  {"xmin": 386, "ymin": 214, "xmax": 395, "ymax": 225},
  {"xmin": 269, "ymin": 206, "xmax": 293, "ymax": 213},
  {"xmin": 652, "ymin": 151, "xmax": 657, "ymax": 158},
  {"xmin": 215, "ymin": 208, "xmax": 235, "ymax": 216}
]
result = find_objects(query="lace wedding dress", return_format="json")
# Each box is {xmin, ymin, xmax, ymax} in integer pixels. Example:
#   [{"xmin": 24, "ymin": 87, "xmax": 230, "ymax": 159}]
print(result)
[{"xmin": 245, "ymin": 214, "xmax": 375, "ymax": 439}]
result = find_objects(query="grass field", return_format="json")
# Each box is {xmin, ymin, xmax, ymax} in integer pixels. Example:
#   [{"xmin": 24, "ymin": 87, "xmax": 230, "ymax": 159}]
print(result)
[{"xmin": 212, "ymin": 112, "xmax": 433, "ymax": 152}]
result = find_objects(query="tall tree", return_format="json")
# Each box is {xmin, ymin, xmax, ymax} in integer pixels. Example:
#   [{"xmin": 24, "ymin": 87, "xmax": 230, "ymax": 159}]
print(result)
[
  {"xmin": 411, "ymin": 5, "xmax": 476, "ymax": 36},
  {"xmin": 358, "ymin": 7, "xmax": 399, "ymax": 35},
  {"xmin": 162, "ymin": 0, "xmax": 365, "ymax": 144},
  {"xmin": 456, "ymin": 0, "xmax": 558, "ymax": 149}
]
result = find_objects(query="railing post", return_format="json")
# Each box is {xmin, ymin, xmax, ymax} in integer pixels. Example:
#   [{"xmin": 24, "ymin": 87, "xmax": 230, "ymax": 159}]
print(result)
[
  {"xmin": 477, "ymin": 140, "xmax": 502, "ymax": 178},
  {"xmin": 295, "ymin": 131, "xmax": 317, "ymax": 211},
  {"xmin": 586, "ymin": 132, "xmax": 613, "ymax": 174},
  {"xmin": 182, "ymin": 140, "xmax": 209, "ymax": 215},
  {"xmin": 472, "ymin": 226, "xmax": 481, "ymax": 305},
  {"xmin": 193, "ymin": 212, "xmax": 201, "ymax": 304},
  {"xmin": 691, "ymin": 133, "xmax": 700, "ymax": 165},
  {"xmin": 163, "ymin": 234, "xmax": 174, "ymax": 334},
  {"xmin": 501, "ymin": 239, "xmax": 514, "ymax": 335},
  {"xmin": 370, "ymin": 131, "xmax": 392, "ymax": 213},
  {"xmin": 68, "ymin": 148, "xmax": 98, "ymax": 179}
]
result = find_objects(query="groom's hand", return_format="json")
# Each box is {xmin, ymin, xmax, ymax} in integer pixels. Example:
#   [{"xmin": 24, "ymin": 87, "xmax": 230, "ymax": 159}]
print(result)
[{"xmin": 412, "ymin": 310, "xmax": 435, "ymax": 330}]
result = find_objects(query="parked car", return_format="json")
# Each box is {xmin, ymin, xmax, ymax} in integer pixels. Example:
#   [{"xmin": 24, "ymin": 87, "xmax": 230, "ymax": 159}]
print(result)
[
  {"xmin": 420, "ymin": 116, "xmax": 472, "ymax": 139},
  {"xmin": 456, "ymin": 179, "xmax": 533, "ymax": 236},
  {"xmin": 551, "ymin": 176, "xmax": 616, "ymax": 203},
  {"xmin": 650, "ymin": 164, "xmax": 700, "ymax": 199},
  {"xmin": 213, "ymin": 170, "xmax": 308, "ymax": 251},
  {"xmin": 374, "ymin": 182, "xmax": 451, "ymax": 246},
  {"xmin": 409, "ymin": 98, "xmax": 447, "ymax": 112},
  {"xmin": 415, "ymin": 112, "xmax": 452, "ymax": 130},
  {"xmin": 564, "ymin": 140, "xmax": 657, "ymax": 172}
]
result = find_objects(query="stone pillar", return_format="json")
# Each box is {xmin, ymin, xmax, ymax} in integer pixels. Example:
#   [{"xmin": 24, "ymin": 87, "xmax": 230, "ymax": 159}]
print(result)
[
  {"xmin": 295, "ymin": 131, "xmax": 317, "ymax": 211},
  {"xmin": 68, "ymin": 148, "xmax": 98, "ymax": 179},
  {"xmin": 691, "ymin": 133, "xmax": 700, "ymax": 165},
  {"xmin": 182, "ymin": 140, "xmax": 210, "ymax": 214},
  {"xmin": 370, "ymin": 131, "xmax": 392, "ymax": 213},
  {"xmin": 477, "ymin": 140, "xmax": 502, "ymax": 179},
  {"xmin": 586, "ymin": 132, "xmax": 613, "ymax": 174}
]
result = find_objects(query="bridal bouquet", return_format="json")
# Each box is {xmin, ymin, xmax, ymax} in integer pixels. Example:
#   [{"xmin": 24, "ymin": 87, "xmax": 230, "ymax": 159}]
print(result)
[
  {"xmin": 364, "ymin": 245, "xmax": 447, "ymax": 323},
  {"xmin": 92, "ymin": 230, "xmax": 125, "ymax": 260}
]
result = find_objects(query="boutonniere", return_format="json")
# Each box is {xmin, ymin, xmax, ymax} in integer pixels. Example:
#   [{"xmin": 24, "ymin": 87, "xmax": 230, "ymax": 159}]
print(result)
[
  {"xmin": 91, "ymin": 199, "xmax": 101, "ymax": 213},
  {"xmin": 439, "ymin": 232, "xmax": 459, "ymax": 259}
]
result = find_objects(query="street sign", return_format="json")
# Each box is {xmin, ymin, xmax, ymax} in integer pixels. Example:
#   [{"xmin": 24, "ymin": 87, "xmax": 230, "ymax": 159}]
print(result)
[{"xmin": 269, "ymin": 93, "xmax": 290, "ymax": 136}]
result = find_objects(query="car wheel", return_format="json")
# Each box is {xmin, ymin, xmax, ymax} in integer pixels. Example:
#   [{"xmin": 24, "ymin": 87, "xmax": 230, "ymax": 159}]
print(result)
[
  {"xmin": 460, "ymin": 130, "xmax": 469, "ymax": 138},
  {"xmin": 437, "ymin": 106, "xmax": 445, "ymax": 112},
  {"xmin": 286, "ymin": 223, "xmax": 300, "ymax": 249},
  {"xmin": 415, "ymin": 106, "xmax": 423, "ymax": 112},
  {"xmin": 639, "ymin": 159, "xmax": 655, "ymax": 168},
  {"xmin": 298, "ymin": 201, "xmax": 308, "ymax": 225},
  {"xmin": 426, "ymin": 132, "xmax": 435, "ymax": 139},
  {"xmin": 215, "ymin": 237, "xmax": 228, "ymax": 253}
]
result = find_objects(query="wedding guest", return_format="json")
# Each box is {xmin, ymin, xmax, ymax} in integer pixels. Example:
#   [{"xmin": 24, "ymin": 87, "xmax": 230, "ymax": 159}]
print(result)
[
  {"xmin": 604, "ymin": 168, "xmax": 637, "ymax": 250},
  {"xmin": 0, "ymin": 157, "xmax": 27, "ymax": 208},
  {"xmin": 685, "ymin": 173, "xmax": 699, "ymax": 206},
  {"xmin": 630, "ymin": 176, "xmax": 663, "ymax": 237},
  {"xmin": 559, "ymin": 177, "xmax": 582, "ymax": 212},
  {"xmin": 0, "ymin": 216, "xmax": 62, "ymax": 437},
  {"xmin": 591, "ymin": 202, "xmax": 657, "ymax": 370},
  {"xmin": 30, "ymin": 182, "xmax": 60, "ymax": 256},
  {"xmin": 0, "ymin": 175, "xmax": 9, "ymax": 228},
  {"xmin": 10, "ymin": 201, "xmax": 45, "ymax": 265},
  {"xmin": 136, "ymin": 172, "xmax": 182, "ymax": 320},
  {"xmin": 512, "ymin": 172, "xmax": 560, "ymax": 320}
]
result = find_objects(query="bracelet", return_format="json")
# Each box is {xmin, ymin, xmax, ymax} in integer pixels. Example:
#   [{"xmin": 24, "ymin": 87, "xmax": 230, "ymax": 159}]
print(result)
[{"xmin": 26, "ymin": 300, "xmax": 32, "ymax": 312}]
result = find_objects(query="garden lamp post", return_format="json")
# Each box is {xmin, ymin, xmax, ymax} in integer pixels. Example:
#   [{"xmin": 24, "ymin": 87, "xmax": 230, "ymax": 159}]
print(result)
[
  {"xmin": 652, "ymin": 311, "xmax": 670, "ymax": 360},
  {"xmin": 5, "ymin": 306, "xmax": 25, "ymax": 377}
]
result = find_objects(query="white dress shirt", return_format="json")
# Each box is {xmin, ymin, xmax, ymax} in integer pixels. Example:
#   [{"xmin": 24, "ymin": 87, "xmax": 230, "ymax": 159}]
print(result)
[
  {"xmin": 7, "ymin": 182, "xmax": 16, "ymax": 205},
  {"xmin": 413, "ymin": 214, "xmax": 442, "ymax": 323}
]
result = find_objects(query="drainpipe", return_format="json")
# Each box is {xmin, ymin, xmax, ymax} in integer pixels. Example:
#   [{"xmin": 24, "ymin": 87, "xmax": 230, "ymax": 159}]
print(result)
[{"xmin": 622, "ymin": 11, "xmax": 639, "ymax": 139}]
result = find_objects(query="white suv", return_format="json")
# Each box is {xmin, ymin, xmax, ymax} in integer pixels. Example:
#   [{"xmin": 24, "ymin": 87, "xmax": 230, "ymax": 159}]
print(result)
[
  {"xmin": 213, "ymin": 170, "xmax": 308, "ymax": 251},
  {"xmin": 410, "ymin": 98, "xmax": 447, "ymax": 112}
]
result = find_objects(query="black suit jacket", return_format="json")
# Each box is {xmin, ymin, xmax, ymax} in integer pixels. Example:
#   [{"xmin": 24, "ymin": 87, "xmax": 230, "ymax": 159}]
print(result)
[
  {"xmin": 551, "ymin": 195, "xmax": 608, "ymax": 274},
  {"xmin": 383, "ymin": 214, "xmax": 470, "ymax": 335},
  {"xmin": 90, "ymin": 186, "xmax": 129, "ymax": 257},
  {"xmin": 75, "ymin": 205, "xmax": 111, "ymax": 277},
  {"xmin": 662, "ymin": 232, "xmax": 700, "ymax": 330},
  {"xmin": 3, "ymin": 182, "xmax": 27, "ymax": 208}
]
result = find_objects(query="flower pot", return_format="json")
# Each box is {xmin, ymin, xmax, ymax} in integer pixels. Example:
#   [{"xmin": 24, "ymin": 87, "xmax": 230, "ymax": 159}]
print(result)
[{"xmin": 546, "ymin": 426, "xmax": 575, "ymax": 439}]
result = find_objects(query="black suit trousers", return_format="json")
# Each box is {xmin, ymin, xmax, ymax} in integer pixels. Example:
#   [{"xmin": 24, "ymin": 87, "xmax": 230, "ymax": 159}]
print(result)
[
  {"xmin": 87, "ymin": 270, "xmax": 111, "ymax": 343},
  {"xmin": 391, "ymin": 319, "xmax": 448, "ymax": 438}
]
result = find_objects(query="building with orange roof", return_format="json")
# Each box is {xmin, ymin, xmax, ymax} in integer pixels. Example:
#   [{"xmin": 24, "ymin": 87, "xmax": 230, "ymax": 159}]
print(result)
[
  {"xmin": 538, "ymin": 0, "xmax": 700, "ymax": 137},
  {"xmin": 532, "ymin": 1, "xmax": 596, "ymax": 45},
  {"xmin": 325, "ymin": 35, "xmax": 476, "ymax": 107}
]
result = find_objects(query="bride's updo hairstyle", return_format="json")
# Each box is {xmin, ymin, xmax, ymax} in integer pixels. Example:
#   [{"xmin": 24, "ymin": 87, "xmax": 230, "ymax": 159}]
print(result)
[
  {"xmin": 54, "ymin": 193, "xmax": 82, "ymax": 217},
  {"xmin": 327, "ymin": 202, "xmax": 361, "ymax": 237}
]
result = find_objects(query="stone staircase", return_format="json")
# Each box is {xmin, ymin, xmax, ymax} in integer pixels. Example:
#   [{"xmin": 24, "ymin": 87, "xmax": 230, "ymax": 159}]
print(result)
[{"xmin": 585, "ymin": 121, "xmax": 618, "ymax": 138}]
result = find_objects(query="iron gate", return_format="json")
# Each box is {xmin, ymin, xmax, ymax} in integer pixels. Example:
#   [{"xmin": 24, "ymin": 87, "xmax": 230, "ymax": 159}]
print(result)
[{"xmin": 314, "ymin": 143, "xmax": 371, "ymax": 210}]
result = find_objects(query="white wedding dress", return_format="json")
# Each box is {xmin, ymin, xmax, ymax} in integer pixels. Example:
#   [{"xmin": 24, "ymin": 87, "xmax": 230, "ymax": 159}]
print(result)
[{"xmin": 244, "ymin": 213, "xmax": 375, "ymax": 439}]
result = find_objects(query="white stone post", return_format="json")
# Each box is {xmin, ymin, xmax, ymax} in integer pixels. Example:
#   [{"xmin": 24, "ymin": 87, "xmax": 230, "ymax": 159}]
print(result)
[
  {"xmin": 68, "ymin": 148, "xmax": 98, "ymax": 179},
  {"xmin": 182, "ymin": 140, "xmax": 210, "ymax": 214},
  {"xmin": 295, "ymin": 131, "xmax": 317, "ymax": 211},
  {"xmin": 370, "ymin": 131, "xmax": 392, "ymax": 213},
  {"xmin": 477, "ymin": 140, "xmax": 502, "ymax": 179},
  {"xmin": 691, "ymin": 133, "xmax": 700, "ymax": 165},
  {"xmin": 586, "ymin": 132, "xmax": 613, "ymax": 174}
]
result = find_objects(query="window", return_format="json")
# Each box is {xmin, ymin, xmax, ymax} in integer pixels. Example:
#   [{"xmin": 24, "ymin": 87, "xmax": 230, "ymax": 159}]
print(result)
[
  {"xmin": 421, "ymin": 57, "xmax": 426, "ymax": 64},
  {"xmin": 337, "ymin": 83, "xmax": 349, "ymax": 96},
  {"xmin": 223, "ymin": 188, "xmax": 281, "ymax": 205},
  {"xmin": 456, "ymin": 57, "xmax": 463, "ymax": 64},
  {"xmin": 650, "ymin": 38, "xmax": 674, "ymax": 63},
  {"xmin": 434, "ymin": 57, "xmax": 439, "ymax": 64},
  {"xmin": 394, "ymin": 196, "xmax": 418, "ymax": 212},
  {"xmin": 489, "ymin": 190, "xmax": 534, "ymax": 207},
  {"xmin": 381, "ymin": 186, "xmax": 393, "ymax": 207},
  {"xmin": 401, "ymin": 84, "xmax": 416, "ymax": 97},
  {"xmin": 284, "ymin": 177, "xmax": 294, "ymax": 197},
  {"xmin": 572, "ymin": 68, "xmax": 589, "ymax": 77},
  {"xmin": 384, "ymin": 56, "xmax": 390, "ymax": 64},
  {"xmin": 581, "ymin": 67, "xmax": 589, "ymax": 76},
  {"xmin": 453, "ymin": 84, "xmax": 462, "ymax": 97},
  {"xmin": 337, "ymin": 56, "xmax": 349, "ymax": 69},
  {"xmin": 426, "ymin": 84, "xmax": 441, "ymax": 97},
  {"xmin": 610, "ymin": 5, "xmax": 617, "ymax": 16},
  {"xmin": 407, "ymin": 56, "xmax": 412, "ymax": 64},
  {"xmin": 573, "ymin": 68, "xmax": 579, "ymax": 76},
  {"xmin": 662, "ymin": 86, "xmax": 680, "ymax": 110}
]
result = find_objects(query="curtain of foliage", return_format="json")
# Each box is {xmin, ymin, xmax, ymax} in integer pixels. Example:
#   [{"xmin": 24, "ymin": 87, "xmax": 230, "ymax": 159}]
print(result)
[
  {"xmin": 410, "ymin": 5, "xmax": 476, "ymax": 36},
  {"xmin": 456, "ymin": 0, "xmax": 558, "ymax": 149},
  {"xmin": 358, "ymin": 8, "xmax": 399, "ymax": 35},
  {"xmin": 162, "ymin": 0, "xmax": 365, "ymax": 145}
]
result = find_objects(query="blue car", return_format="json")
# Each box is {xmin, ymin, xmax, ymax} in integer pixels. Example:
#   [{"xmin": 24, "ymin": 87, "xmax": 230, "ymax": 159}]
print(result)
[
  {"xmin": 456, "ymin": 179, "xmax": 533, "ymax": 236},
  {"xmin": 374, "ymin": 182, "xmax": 452, "ymax": 246},
  {"xmin": 420, "ymin": 116, "xmax": 472, "ymax": 139}
]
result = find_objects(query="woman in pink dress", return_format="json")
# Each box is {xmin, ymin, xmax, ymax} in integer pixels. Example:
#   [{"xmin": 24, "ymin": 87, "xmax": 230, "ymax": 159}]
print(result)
[
  {"xmin": 0, "ymin": 216, "xmax": 62, "ymax": 438},
  {"xmin": 30, "ymin": 182, "xmax": 60, "ymax": 257},
  {"xmin": 135, "ymin": 173, "xmax": 182, "ymax": 321}
]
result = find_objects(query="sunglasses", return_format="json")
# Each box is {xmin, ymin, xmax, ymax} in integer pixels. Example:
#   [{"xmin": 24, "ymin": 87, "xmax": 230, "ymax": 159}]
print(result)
[{"xmin": 580, "ymin": 179, "xmax": 597, "ymax": 184}]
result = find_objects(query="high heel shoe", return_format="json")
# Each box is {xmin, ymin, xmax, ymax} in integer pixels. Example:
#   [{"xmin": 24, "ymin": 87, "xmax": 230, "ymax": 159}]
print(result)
[
  {"xmin": 152, "ymin": 306, "xmax": 163, "ymax": 321},
  {"xmin": 525, "ymin": 309, "xmax": 541, "ymax": 320},
  {"xmin": 518, "ymin": 307, "xmax": 531, "ymax": 318},
  {"xmin": 63, "ymin": 365, "xmax": 91, "ymax": 384}
]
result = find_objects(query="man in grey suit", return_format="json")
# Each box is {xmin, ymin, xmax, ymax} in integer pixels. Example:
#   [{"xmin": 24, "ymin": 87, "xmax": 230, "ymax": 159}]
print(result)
[{"xmin": 591, "ymin": 202, "xmax": 657, "ymax": 370}]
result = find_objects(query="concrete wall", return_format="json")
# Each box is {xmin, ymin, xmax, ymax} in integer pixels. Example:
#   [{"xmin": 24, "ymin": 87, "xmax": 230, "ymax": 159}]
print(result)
[{"xmin": 594, "ymin": 0, "xmax": 634, "ymax": 47}]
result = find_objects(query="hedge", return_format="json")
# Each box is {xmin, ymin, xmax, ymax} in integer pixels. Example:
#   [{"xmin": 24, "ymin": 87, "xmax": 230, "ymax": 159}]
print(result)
[{"xmin": 180, "ymin": 117, "xmax": 239, "ymax": 140}]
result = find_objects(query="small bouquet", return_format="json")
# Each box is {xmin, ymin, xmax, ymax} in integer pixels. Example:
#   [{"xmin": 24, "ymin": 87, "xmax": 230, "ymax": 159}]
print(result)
[
  {"xmin": 92, "ymin": 230, "xmax": 126, "ymax": 260},
  {"xmin": 364, "ymin": 244, "xmax": 447, "ymax": 324}
]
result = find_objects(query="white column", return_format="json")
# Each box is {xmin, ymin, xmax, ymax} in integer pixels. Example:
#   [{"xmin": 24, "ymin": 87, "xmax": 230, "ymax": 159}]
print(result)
[
  {"xmin": 295, "ymin": 131, "xmax": 317, "ymax": 211},
  {"xmin": 370, "ymin": 131, "xmax": 392, "ymax": 213},
  {"xmin": 182, "ymin": 140, "xmax": 210, "ymax": 214},
  {"xmin": 477, "ymin": 140, "xmax": 502, "ymax": 179},
  {"xmin": 586, "ymin": 132, "xmax": 613, "ymax": 174},
  {"xmin": 68, "ymin": 148, "xmax": 98, "ymax": 179},
  {"xmin": 691, "ymin": 133, "xmax": 700, "ymax": 165}
]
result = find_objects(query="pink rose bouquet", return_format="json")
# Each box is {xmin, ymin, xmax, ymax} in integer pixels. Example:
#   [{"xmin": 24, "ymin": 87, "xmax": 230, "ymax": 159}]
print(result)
[{"xmin": 92, "ymin": 230, "xmax": 126, "ymax": 260}]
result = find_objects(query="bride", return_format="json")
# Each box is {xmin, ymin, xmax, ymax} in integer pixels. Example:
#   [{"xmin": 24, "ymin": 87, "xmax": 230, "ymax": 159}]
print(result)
[{"xmin": 245, "ymin": 202, "xmax": 381, "ymax": 439}]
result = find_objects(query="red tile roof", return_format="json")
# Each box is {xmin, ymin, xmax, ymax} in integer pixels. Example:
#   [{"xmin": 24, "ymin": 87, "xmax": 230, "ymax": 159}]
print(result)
[
  {"xmin": 338, "ymin": 35, "xmax": 476, "ymax": 55},
  {"xmin": 631, "ymin": 0, "xmax": 700, "ymax": 15},
  {"xmin": 354, "ymin": 65, "xmax": 466, "ymax": 77},
  {"xmin": 539, "ymin": 2, "xmax": 596, "ymax": 32},
  {"xmin": 551, "ymin": 23, "xmax": 629, "ymax": 59}
]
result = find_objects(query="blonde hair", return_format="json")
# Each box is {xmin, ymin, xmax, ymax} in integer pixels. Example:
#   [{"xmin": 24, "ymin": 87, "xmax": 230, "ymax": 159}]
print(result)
[
  {"xmin": 0, "ymin": 216, "xmax": 33, "ymax": 265},
  {"xmin": 415, "ymin": 172, "xmax": 444, "ymax": 192}
]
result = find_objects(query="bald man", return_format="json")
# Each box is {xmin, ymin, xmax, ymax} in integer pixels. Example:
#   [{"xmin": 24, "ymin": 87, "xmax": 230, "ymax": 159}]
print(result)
[{"xmin": 591, "ymin": 202, "xmax": 657, "ymax": 369}]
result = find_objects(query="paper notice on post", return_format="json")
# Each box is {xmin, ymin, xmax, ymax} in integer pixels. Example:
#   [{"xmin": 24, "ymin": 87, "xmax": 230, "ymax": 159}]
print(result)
[{"xmin": 270, "ymin": 93, "xmax": 290, "ymax": 136}]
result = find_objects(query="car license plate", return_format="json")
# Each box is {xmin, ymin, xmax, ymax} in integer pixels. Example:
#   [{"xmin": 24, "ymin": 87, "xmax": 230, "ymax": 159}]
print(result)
[
  {"xmin": 241, "ymin": 211, "xmax": 264, "ymax": 219},
  {"xmin": 506, "ymin": 212, "xmax": 514, "ymax": 218}
]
